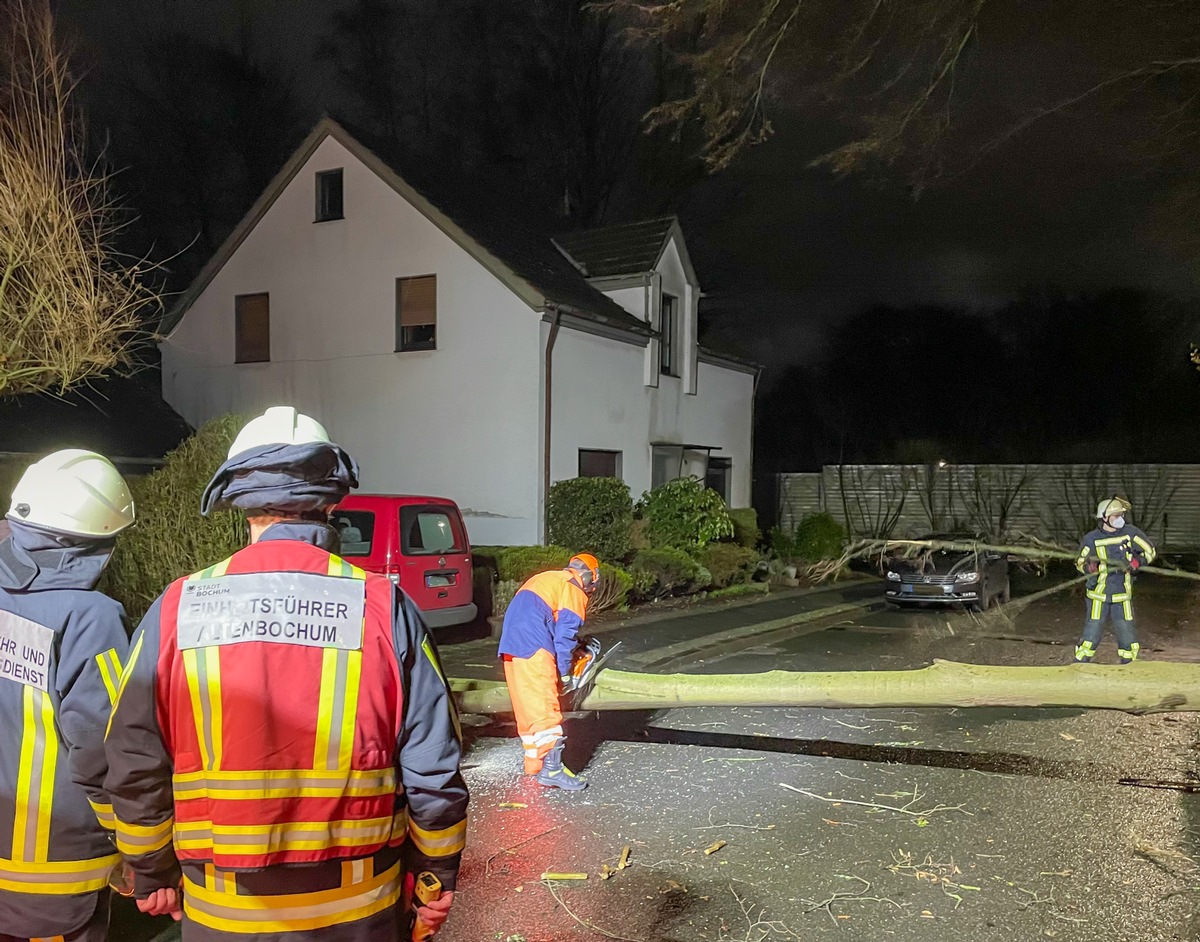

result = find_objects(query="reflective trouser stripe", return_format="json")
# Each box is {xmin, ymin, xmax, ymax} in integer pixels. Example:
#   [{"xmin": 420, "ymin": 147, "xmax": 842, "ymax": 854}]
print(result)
[
  {"xmin": 183, "ymin": 860, "xmax": 403, "ymax": 933},
  {"xmin": 173, "ymin": 768, "xmax": 395, "ymax": 800},
  {"xmin": 1075, "ymin": 640, "xmax": 1096, "ymax": 660},
  {"xmin": 1119, "ymin": 642, "xmax": 1141, "ymax": 661},
  {"xmin": 175, "ymin": 816, "xmax": 394, "ymax": 855},
  {"xmin": 408, "ymin": 817, "xmax": 467, "ymax": 858},
  {"xmin": 1090, "ymin": 598, "xmax": 1103, "ymax": 620},
  {"xmin": 13, "ymin": 687, "xmax": 59, "ymax": 862},
  {"xmin": 0, "ymin": 853, "xmax": 120, "ymax": 894},
  {"xmin": 95, "ymin": 648, "xmax": 121, "ymax": 705}
]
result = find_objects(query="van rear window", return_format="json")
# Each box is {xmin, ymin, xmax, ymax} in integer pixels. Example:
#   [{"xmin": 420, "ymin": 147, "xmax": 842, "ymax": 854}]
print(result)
[
  {"xmin": 401, "ymin": 506, "xmax": 464, "ymax": 555},
  {"xmin": 332, "ymin": 510, "xmax": 375, "ymax": 556}
]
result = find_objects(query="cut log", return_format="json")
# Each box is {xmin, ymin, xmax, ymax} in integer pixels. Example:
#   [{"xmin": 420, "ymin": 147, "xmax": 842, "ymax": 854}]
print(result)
[{"xmin": 450, "ymin": 659, "xmax": 1200, "ymax": 716}]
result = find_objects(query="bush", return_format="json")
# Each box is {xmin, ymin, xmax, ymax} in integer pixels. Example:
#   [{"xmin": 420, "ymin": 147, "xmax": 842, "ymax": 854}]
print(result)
[
  {"xmin": 793, "ymin": 513, "xmax": 847, "ymax": 562},
  {"xmin": 471, "ymin": 545, "xmax": 573, "ymax": 584},
  {"xmin": 589, "ymin": 563, "xmax": 633, "ymax": 614},
  {"xmin": 766, "ymin": 526, "xmax": 799, "ymax": 560},
  {"xmin": 629, "ymin": 547, "xmax": 705, "ymax": 599},
  {"xmin": 727, "ymin": 507, "xmax": 760, "ymax": 549},
  {"xmin": 708, "ymin": 582, "xmax": 770, "ymax": 600},
  {"xmin": 472, "ymin": 565, "xmax": 496, "ymax": 620},
  {"xmin": 695, "ymin": 543, "xmax": 759, "ymax": 588},
  {"xmin": 546, "ymin": 477, "xmax": 633, "ymax": 560},
  {"xmin": 492, "ymin": 579, "xmax": 520, "ymax": 619},
  {"xmin": 104, "ymin": 415, "xmax": 249, "ymax": 621},
  {"xmin": 638, "ymin": 477, "xmax": 734, "ymax": 550}
]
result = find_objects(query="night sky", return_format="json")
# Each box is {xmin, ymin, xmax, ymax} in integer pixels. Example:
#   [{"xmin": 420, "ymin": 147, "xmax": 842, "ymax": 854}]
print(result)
[{"xmin": 50, "ymin": 0, "xmax": 1200, "ymax": 466}]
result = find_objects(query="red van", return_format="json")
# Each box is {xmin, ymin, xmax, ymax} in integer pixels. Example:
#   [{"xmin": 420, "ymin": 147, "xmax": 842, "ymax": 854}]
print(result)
[{"xmin": 331, "ymin": 494, "xmax": 477, "ymax": 628}]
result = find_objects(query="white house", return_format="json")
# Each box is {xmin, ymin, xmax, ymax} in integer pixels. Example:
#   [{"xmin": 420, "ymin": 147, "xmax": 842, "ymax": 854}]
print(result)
[{"xmin": 161, "ymin": 118, "xmax": 758, "ymax": 545}]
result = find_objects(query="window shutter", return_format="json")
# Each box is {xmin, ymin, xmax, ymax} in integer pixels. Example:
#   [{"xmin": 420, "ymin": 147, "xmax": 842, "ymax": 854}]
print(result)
[
  {"xmin": 235, "ymin": 293, "xmax": 270, "ymax": 363},
  {"xmin": 397, "ymin": 275, "xmax": 437, "ymax": 326}
]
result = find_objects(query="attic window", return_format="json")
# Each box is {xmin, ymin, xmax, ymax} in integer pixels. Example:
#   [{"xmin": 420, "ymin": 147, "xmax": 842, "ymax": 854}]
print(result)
[
  {"xmin": 234, "ymin": 293, "xmax": 270, "ymax": 363},
  {"xmin": 315, "ymin": 169, "xmax": 343, "ymax": 222},
  {"xmin": 396, "ymin": 275, "xmax": 437, "ymax": 351}
]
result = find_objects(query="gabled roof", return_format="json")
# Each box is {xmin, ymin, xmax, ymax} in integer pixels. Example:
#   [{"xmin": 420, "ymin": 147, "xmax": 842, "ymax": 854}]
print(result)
[
  {"xmin": 164, "ymin": 117, "xmax": 648, "ymax": 338},
  {"xmin": 553, "ymin": 216, "xmax": 698, "ymax": 284}
]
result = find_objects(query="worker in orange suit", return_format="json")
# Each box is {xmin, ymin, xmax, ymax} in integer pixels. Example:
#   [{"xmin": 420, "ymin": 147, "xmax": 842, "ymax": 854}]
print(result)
[{"xmin": 497, "ymin": 554, "xmax": 600, "ymax": 791}]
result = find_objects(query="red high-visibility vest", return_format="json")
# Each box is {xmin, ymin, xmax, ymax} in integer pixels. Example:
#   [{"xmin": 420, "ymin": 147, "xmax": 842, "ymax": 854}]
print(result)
[{"xmin": 153, "ymin": 540, "xmax": 403, "ymax": 869}]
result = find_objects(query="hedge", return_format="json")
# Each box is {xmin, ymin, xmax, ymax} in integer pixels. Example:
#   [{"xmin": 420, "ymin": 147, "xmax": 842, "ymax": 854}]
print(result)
[
  {"xmin": 103, "ymin": 415, "xmax": 248, "ymax": 621},
  {"xmin": 546, "ymin": 476, "xmax": 633, "ymax": 560},
  {"xmin": 638, "ymin": 477, "xmax": 734, "ymax": 549},
  {"xmin": 629, "ymin": 547, "xmax": 707, "ymax": 599},
  {"xmin": 472, "ymin": 545, "xmax": 572, "ymax": 584},
  {"xmin": 695, "ymin": 543, "xmax": 759, "ymax": 588},
  {"xmin": 727, "ymin": 507, "xmax": 760, "ymax": 549}
]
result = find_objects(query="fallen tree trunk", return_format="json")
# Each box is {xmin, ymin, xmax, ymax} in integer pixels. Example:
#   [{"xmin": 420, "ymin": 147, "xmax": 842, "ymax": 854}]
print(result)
[{"xmin": 451, "ymin": 659, "xmax": 1200, "ymax": 716}]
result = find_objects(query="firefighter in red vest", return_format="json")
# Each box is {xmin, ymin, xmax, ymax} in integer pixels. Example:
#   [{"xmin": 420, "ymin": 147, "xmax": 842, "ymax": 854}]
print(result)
[
  {"xmin": 104, "ymin": 407, "xmax": 468, "ymax": 939},
  {"xmin": 498, "ymin": 555, "xmax": 601, "ymax": 791}
]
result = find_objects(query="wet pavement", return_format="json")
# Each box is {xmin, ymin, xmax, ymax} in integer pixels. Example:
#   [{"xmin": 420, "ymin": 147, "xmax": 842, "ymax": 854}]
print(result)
[
  {"xmin": 112, "ymin": 572, "xmax": 1200, "ymax": 941},
  {"xmin": 445, "ymin": 574, "xmax": 1200, "ymax": 942}
]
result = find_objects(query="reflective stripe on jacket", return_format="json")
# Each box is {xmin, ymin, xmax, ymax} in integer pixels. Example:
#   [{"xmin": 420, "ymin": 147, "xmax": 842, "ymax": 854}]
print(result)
[
  {"xmin": 497, "ymin": 569, "xmax": 589, "ymax": 676},
  {"xmin": 0, "ymin": 578, "xmax": 127, "ymax": 936},
  {"xmin": 1076, "ymin": 524, "xmax": 1157, "ymax": 602},
  {"xmin": 104, "ymin": 523, "xmax": 469, "ymax": 903}
]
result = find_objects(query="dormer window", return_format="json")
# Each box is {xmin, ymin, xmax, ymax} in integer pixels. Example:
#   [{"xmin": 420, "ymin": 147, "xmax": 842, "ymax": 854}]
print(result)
[
  {"xmin": 315, "ymin": 169, "xmax": 344, "ymax": 222},
  {"xmin": 659, "ymin": 293, "xmax": 678, "ymax": 376}
]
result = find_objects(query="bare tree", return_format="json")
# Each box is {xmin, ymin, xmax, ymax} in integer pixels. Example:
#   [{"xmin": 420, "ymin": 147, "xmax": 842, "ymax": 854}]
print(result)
[
  {"xmin": 835, "ymin": 464, "xmax": 910, "ymax": 539},
  {"xmin": 956, "ymin": 465, "xmax": 1031, "ymax": 541},
  {"xmin": 0, "ymin": 0, "xmax": 158, "ymax": 396},
  {"xmin": 605, "ymin": 0, "xmax": 1200, "ymax": 203}
]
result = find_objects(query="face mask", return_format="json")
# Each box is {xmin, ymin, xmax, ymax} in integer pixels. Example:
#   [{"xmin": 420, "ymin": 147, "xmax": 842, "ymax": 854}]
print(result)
[{"xmin": 1109, "ymin": 516, "xmax": 1126, "ymax": 529}]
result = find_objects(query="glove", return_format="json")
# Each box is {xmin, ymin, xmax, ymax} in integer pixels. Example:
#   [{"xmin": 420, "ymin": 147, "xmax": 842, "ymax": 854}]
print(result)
[
  {"xmin": 414, "ymin": 890, "xmax": 454, "ymax": 939},
  {"xmin": 1085, "ymin": 560, "xmax": 1099, "ymax": 574},
  {"xmin": 1129, "ymin": 557, "xmax": 1141, "ymax": 571}
]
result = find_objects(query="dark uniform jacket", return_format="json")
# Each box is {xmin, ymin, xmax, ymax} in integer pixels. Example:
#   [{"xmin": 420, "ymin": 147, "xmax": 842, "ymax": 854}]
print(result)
[
  {"xmin": 1076, "ymin": 523, "xmax": 1157, "ymax": 602},
  {"xmin": 0, "ymin": 522, "xmax": 127, "ymax": 937}
]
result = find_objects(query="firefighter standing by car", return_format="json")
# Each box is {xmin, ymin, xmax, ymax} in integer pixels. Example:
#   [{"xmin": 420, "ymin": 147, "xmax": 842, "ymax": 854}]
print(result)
[
  {"xmin": 103, "ymin": 407, "xmax": 468, "ymax": 939},
  {"xmin": 497, "ymin": 555, "xmax": 602, "ymax": 791},
  {"xmin": 0, "ymin": 450, "xmax": 135, "ymax": 942},
  {"xmin": 1074, "ymin": 496, "xmax": 1157, "ymax": 664}
]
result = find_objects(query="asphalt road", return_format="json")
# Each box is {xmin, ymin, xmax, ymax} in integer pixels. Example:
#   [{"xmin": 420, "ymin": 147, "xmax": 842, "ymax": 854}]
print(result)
[{"xmin": 444, "ymin": 575, "xmax": 1200, "ymax": 942}]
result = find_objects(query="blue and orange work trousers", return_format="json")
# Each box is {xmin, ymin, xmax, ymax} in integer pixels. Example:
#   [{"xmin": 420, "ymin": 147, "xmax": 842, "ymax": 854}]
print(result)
[
  {"xmin": 1076, "ymin": 597, "xmax": 1139, "ymax": 663},
  {"xmin": 502, "ymin": 650, "xmax": 563, "ymax": 774}
]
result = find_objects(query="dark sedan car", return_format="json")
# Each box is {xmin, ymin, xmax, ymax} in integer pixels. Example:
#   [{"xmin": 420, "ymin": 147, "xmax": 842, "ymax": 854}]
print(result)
[{"xmin": 883, "ymin": 533, "xmax": 1011, "ymax": 610}]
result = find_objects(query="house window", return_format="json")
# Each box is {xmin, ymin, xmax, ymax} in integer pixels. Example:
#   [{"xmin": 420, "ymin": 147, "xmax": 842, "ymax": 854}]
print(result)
[
  {"xmin": 579, "ymin": 449, "xmax": 621, "ymax": 479},
  {"xmin": 659, "ymin": 293, "xmax": 678, "ymax": 376},
  {"xmin": 234, "ymin": 293, "xmax": 270, "ymax": 363},
  {"xmin": 706, "ymin": 457, "xmax": 732, "ymax": 502},
  {"xmin": 651, "ymin": 444, "xmax": 683, "ymax": 489},
  {"xmin": 315, "ymin": 169, "xmax": 344, "ymax": 222},
  {"xmin": 396, "ymin": 275, "xmax": 437, "ymax": 351}
]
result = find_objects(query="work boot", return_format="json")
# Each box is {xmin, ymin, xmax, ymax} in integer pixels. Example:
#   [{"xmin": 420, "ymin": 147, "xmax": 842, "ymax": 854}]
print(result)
[{"xmin": 535, "ymin": 742, "xmax": 587, "ymax": 791}]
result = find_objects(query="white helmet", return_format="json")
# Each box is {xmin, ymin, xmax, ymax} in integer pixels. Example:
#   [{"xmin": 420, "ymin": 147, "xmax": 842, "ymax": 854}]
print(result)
[
  {"xmin": 7, "ymin": 449, "xmax": 135, "ymax": 538},
  {"xmin": 1096, "ymin": 496, "xmax": 1131, "ymax": 520},
  {"xmin": 227, "ymin": 406, "xmax": 332, "ymax": 459}
]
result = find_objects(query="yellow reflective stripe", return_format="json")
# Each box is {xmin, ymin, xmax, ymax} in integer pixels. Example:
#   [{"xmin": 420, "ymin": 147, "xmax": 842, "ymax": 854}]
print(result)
[
  {"xmin": 313, "ymin": 648, "xmax": 339, "ymax": 770},
  {"xmin": 183, "ymin": 646, "xmax": 223, "ymax": 772},
  {"xmin": 175, "ymin": 817, "xmax": 393, "ymax": 855},
  {"xmin": 95, "ymin": 649, "xmax": 120, "ymax": 705},
  {"xmin": 183, "ymin": 861, "xmax": 402, "ymax": 933},
  {"xmin": 88, "ymin": 798, "xmax": 115, "ymax": 831},
  {"xmin": 114, "ymin": 816, "xmax": 174, "ymax": 856},
  {"xmin": 173, "ymin": 767, "xmax": 395, "ymax": 801},
  {"xmin": 0, "ymin": 853, "xmax": 120, "ymax": 895},
  {"xmin": 1133, "ymin": 535, "xmax": 1155, "ymax": 562},
  {"xmin": 13, "ymin": 688, "xmax": 59, "ymax": 862},
  {"xmin": 12, "ymin": 687, "xmax": 38, "ymax": 861},
  {"xmin": 107, "ymin": 631, "xmax": 145, "ymax": 738},
  {"xmin": 408, "ymin": 817, "xmax": 466, "ymax": 858}
]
